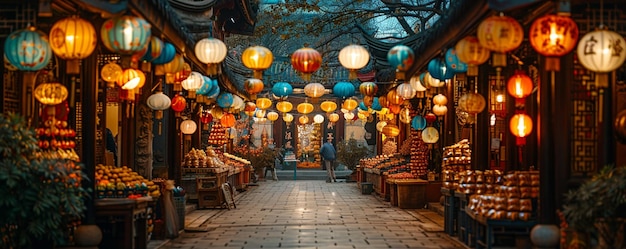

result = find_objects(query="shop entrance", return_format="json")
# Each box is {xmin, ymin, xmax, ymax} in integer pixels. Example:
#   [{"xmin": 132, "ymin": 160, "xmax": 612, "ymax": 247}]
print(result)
[{"xmin": 296, "ymin": 123, "xmax": 322, "ymax": 168}]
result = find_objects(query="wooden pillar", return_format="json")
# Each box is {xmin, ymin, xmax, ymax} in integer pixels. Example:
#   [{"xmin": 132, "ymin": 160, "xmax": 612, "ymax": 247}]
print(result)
[{"xmin": 81, "ymin": 53, "xmax": 98, "ymax": 224}]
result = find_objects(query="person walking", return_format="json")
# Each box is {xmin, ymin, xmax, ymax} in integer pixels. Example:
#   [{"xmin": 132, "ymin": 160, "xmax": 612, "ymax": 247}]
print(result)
[{"xmin": 319, "ymin": 140, "xmax": 337, "ymax": 182}]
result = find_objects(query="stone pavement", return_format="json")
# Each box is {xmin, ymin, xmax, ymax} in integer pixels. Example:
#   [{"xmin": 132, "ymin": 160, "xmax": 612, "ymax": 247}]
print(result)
[{"xmin": 149, "ymin": 180, "xmax": 466, "ymax": 249}]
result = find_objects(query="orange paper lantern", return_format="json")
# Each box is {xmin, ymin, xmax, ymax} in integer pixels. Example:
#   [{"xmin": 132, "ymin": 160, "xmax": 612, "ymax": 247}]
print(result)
[
  {"xmin": 507, "ymin": 70, "xmax": 533, "ymax": 99},
  {"xmin": 477, "ymin": 15, "xmax": 524, "ymax": 53}
]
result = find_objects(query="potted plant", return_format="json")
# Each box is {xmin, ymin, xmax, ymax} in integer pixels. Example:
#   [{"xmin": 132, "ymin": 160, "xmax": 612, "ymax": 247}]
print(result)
[
  {"xmin": 0, "ymin": 113, "xmax": 90, "ymax": 248},
  {"xmin": 562, "ymin": 165, "xmax": 626, "ymax": 249},
  {"xmin": 336, "ymin": 138, "xmax": 372, "ymax": 181},
  {"xmin": 249, "ymin": 147, "xmax": 280, "ymax": 181}
]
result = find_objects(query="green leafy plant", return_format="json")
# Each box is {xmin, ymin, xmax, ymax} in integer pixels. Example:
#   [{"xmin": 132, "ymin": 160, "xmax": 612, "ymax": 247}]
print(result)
[
  {"xmin": 249, "ymin": 147, "xmax": 281, "ymax": 172},
  {"xmin": 0, "ymin": 113, "xmax": 90, "ymax": 248},
  {"xmin": 336, "ymin": 138, "xmax": 372, "ymax": 171},
  {"xmin": 562, "ymin": 165, "xmax": 626, "ymax": 248}
]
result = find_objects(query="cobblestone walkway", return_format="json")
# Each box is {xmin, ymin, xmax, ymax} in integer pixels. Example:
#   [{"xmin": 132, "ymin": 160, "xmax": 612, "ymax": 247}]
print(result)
[{"xmin": 154, "ymin": 180, "xmax": 465, "ymax": 249}]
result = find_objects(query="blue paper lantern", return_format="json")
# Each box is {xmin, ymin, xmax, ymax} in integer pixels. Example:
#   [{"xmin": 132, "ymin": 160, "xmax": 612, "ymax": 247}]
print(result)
[
  {"xmin": 206, "ymin": 79, "xmax": 220, "ymax": 99},
  {"xmin": 217, "ymin": 93, "xmax": 234, "ymax": 108},
  {"xmin": 333, "ymin": 81, "xmax": 355, "ymax": 98},
  {"xmin": 100, "ymin": 15, "xmax": 151, "ymax": 55},
  {"xmin": 358, "ymin": 101, "xmax": 368, "ymax": 111},
  {"xmin": 411, "ymin": 115, "xmax": 427, "ymax": 130},
  {"xmin": 271, "ymin": 82, "xmax": 293, "ymax": 98},
  {"xmin": 371, "ymin": 97, "xmax": 382, "ymax": 111},
  {"xmin": 445, "ymin": 48, "xmax": 467, "ymax": 73},
  {"xmin": 387, "ymin": 45, "xmax": 414, "ymax": 71},
  {"xmin": 428, "ymin": 58, "xmax": 455, "ymax": 80},
  {"xmin": 141, "ymin": 37, "xmax": 164, "ymax": 62},
  {"xmin": 4, "ymin": 27, "xmax": 52, "ymax": 71},
  {"xmin": 152, "ymin": 42, "xmax": 176, "ymax": 65},
  {"xmin": 196, "ymin": 76, "xmax": 214, "ymax": 95}
]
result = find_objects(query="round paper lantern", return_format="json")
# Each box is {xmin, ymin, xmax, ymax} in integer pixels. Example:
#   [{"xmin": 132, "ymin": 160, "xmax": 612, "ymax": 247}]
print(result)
[
  {"xmin": 146, "ymin": 91, "xmax": 171, "ymax": 119},
  {"xmin": 313, "ymin": 114, "xmax": 325, "ymax": 124},
  {"xmin": 507, "ymin": 70, "xmax": 533, "ymax": 99},
  {"xmin": 174, "ymin": 62, "xmax": 191, "ymax": 84},
  {"xmin": 4, "ymin": 26, "xmax": 52, "ymax": 71},
  {"xmin": 411, "ymin": 115, "xmax": 427, "ymax": 130},
  {"xmin": 333, "ymin": 81, "xmax": 355, "ymax": 98},
  {"xmin": 256, "ymin": 97, "xmax": 272, "ymax": 110},
  {"xmin": 387, "ymin": 44, "xmax": 415, "ymax": 80},
  {"xmin": 100, "ymin": 62, "xmax": 123, "ymax": 84},
  {"xmin": 297, "ymin": 102, "xmax": 314, "ymax": 114},
  {"xmin": 304, "ymin": 83, "xmax": 326, "ymax": 98},
  {"xmin": 386, "ymin": 89, "xmax": 403, "ymax": 105},
  {"xmin": 477, "ymin": 15, "xmax": 524, "ymax": 53},
  {"xmin": 382, "ymin": 124, "xmax": 400, "ymax": 137},
  {"xmin": 320, "ymin": 101, "xmax": 338, "ymax": 113},
  {"xmin": 614, "ymin": 109, "xmax": 626, "ymax": 144},
  {"xmin": 299, "ymin": 115, "xmax": 309, "ymax": 124},
  {"xmin": 163, "ymin": 53, "xmax": 184, "ymax": 75},
  {"xmin": 34, "ymin": 83, "xmax": 68, "ymax": 105},
  {"xmin": 291, "ymin": 46, "xmax": 322, "ymax": 81},
  {"xmin": 422, "ymin": 127, "xmax": 440, "ymax": 144},
  {"xmin": 428, "ymin": 57, "xmax": 455, "ymax": 80},
  {"xmin": 205, "ymin": 81, "xmax": 221, "ymax": 99},
  {"xmin": 255, "ymin": 109, "xmax": 266, "ymax": 118},
  {"xmin": 181, "ymin": 71, "xmax": 204, "ymax": 98},
  {"xmin": 409, "ymin": 74, "xmax": 428, "ymax": 92},
  {"xmin": 171, "ymin": 94, "xmax": 187, "ymax": 113},
  {"xmin": 376, "ymin": 121, "xmax": 387, "ymax": 132},
  {"xmin": 140, "ymin": 37, "xmax": 164, "ymax": 62},
  {"xmin": 338, "ymin": 44, "xmax": 370, "ymax": 79},
  {"xmin": 421, "ymin": 72, "xmax": 446, "ymax": 88},
  {"xmin": 343, "ymin": 112, "xmax": 355, "ymax": 121},
  {"xmin": 510, "ymin": 113, "xmax": 533, "ymax": 138},
  {"xmin": 359, "ymin": 82, "xmax": 378, "ymax": 96},
  {"xmin": 433, "ymin": 94, "xmax": 448, "ymax": 106},
  {"xmin": 576, "ymin": 28, "xmax": 626, "ymax": 73},
  {"xmin": 266, "ymin": 111, "xmax": 279, "ymax": 122},
  {"xmin": 445, "ymin": 48, "xmax": 467, "ymax": 73},
  {"xmin": 328, "ymin": 113, "xmax": 340, "ymax": 123},
  {"xmin": 458, "ymin": 92, "xmax": 486, "ymax": 114},
  {"xmin": 211, "ymin": 107, "xmax": 224, "ymax": 119},
  {"xmin": 396, "ymin": 83, "xmax": 416, "ymax": 100},
  {"xmin": 371, "ymin": 97, "xmax": 382, "ymax": 111},
  {"xmin": 244, "ymin": 102, "xmax": 256, "ymax": 116},
  {"xmin": 342, "ymin": 98, "xmax": 358, "ymax": 111},
  {"xmin": 116, "ymin": 68, "xmax": 145, "ymax": 90},
  {"xmin": 244, "ymin": 78, "xmax": 264, "ymax": 97},
  {"xmin": 283, "ymin": 113, "xmax": 294, "ymax": 123},
  {"xmin": 180, "ymin": 119, "xmax": 197, "ymax": 135},
  {"xmin": 362, "ymin": 97, "xmax": 373, "ymax": 108},
  {"xmin": 272, "ymin": 82, "xmax": 293, "ymax": 99},
  {"xmin": 432, "ymin": 104, "xmax": 448, "ymax": 116},
  {"xmin": 4, "ymin": 55, "xmax": 17, "ymax": 71},
  {"xmin": 201, "ymin": 112, "xmax": 213, "ymax": 124},
  {"xmin": 49, "ymin": 16, "xmax": 97, "ymax": 73},
  {"xmin": 242, "ymin": 45, "xmax": 273, "ymax": 79},
  {"xmin": 275, "ymin": 101, "xmax": 291, "ymax": 114},
  {"xmin": 152, "ymin": 42, "xmax": 175, "ymax": 65},
  {"xmin": 455, "ymin": 36, "xmax": 490, "ymax": 76},
  {"xmin": 221, "ymin": 113, "xmax": 236, "ymax": 128},
  {"xmin": 217, "ymin": 93, "xmax": 234, "ymax": 108},
  {"xmin": 529, "ymin": 14, "xmax": 579, "ymax": 57},
  {"xmin": 399, "ymin": 107, "xmax": 411, "ymax": 124},
  {"xmin": 194, "ymin": 37, "xmax": 227, "ymax": 75},
  {"xmin": 231, "ymin": 95, "xmax": 244, "ymax": 110},
  {"xmin": 100, "ymin": 15, "xmax": 151, "ymax": 55},
  {"xmin": 425, "ymin": 113, "xmax": 437, "ymax": 123}
]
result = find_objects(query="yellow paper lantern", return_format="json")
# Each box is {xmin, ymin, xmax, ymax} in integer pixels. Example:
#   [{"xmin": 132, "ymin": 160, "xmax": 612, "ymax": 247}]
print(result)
[
  {"xmin": 241, "ymin": 45, "xmax": 273, "ymax": 79},
  {"xmin": 49, "ymin": 16, "xmax": 97, "ymax": 74},
  {"xmin": 510, "ymin": 113, "xmax": 533, "ymax": 138},
  {"xmin": 320, "ymin": 101, "xmax": 338, "ymax": 113},
  {"xmin": 432, "ymin": 104, "xmax": 448, "ymax": 116},
  {"xmin": 266, "ymin": 111, "xmax": 279, "ymax": 122},
  {"xmin": 342, "ymin": 98, "xmax": 358, "ymax": 111},
  {"xmin": 117, "ymin": 68, "xmax": 145, "ymax": 90},
  {"xmin": 299, "ymin": 115, "xmax": 309, "ymax": 124},
  {"xmin": 328, "ymin": 113, "xmax": 340, "ymax": 123},
  {"xmin": 276, "ymin": 101, "xmax": 293, "ymax": 113},
  {"xmin": 455, "ymin": 36, "xmax": 490, "ymax": 76},
  {"xmin": 34, "ymin": 82, "xmax": 68, "ymax": 105},
  {"xmin": 477, "ymin": 14, "xmax": 524, "ymax": 53},
  {"xmin": 433, "ymin": 94, "xmax": 448, "ymax": 105},
  {"xmin": 100, "ymin": 62, "xmax": 123, "ymax": 87},
  {"xmin": 382, "ymin": 124, "xmax": 400, "ymax": 137},
  {"xmin": 256, "ymin": 97, "xmax": 272, "ymax": 110},
  {"xmin": 458, "ymin": 92, "xmax": 486, "ymax": 114},
  {"xmin": 297, "ymin": 102, "xmax": 314, "ymax": 114}
]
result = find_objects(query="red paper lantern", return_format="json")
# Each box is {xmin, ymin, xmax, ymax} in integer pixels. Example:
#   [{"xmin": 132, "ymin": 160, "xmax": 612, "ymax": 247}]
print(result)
[
  {"xmin": 220, "ymin": 113, "xmax": 236, "ymax": 128},
  {"xmin": 291, "ymin": 46, "xmax": 322, "ymax": 81},
  {"xmin": 507, "ymin": 70, "xmax": 533, "ymax": 99},
  {"xmin": 171, "ymin": 94, "xmax": 186, "ymax": 116}
]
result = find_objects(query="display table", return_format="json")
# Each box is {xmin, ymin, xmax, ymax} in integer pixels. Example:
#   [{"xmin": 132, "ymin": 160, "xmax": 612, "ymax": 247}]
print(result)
[
  {"xmin": 441, "ymin": 187, "xmax": 457, "ymax": 236},
  {"xmin": 394, "ymin": 179, "xmax": 428, "ymax": 209},
  {"xmin": 466, "ymin": 210, "xmax": 536, "ymax": 249},
  {"xmin": 95, "ymin": 197, "xmax": 153, "ymax": 249}
]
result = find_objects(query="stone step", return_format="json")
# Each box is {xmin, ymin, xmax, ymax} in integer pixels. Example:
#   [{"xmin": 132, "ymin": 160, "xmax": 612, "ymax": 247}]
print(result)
[{"xmin": 261, "ymin": 169, "xmax": 353, "ymax": 181}]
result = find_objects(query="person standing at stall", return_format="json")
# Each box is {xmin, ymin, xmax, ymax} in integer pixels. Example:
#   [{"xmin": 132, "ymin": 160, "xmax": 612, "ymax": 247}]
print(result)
[{"xmin": 319, "ymin": 140, "xmax": 336, "ymax": 183}]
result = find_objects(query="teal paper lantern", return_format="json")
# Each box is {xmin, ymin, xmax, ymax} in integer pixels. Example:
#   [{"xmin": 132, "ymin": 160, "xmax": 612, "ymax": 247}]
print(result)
[
  {"xmin": 359, "ymin": 101, "xmax": 368, "ymax": 111},
  {"xmin": 333, "ymin": 81, "xmax": 355, "ymax": 98},
  {"xmin": 152, "ymin": 42, "xmax": 176, "ymax": 65},
  {"xmin": 100, "ymin": 15, "xmax": 151, "ymax": 55},
  {"xmin": 387, "ymin": 45, "xmax": 414, "ymax": 79},
  {"xmin": 140, "ymin": 36, "xmax": 164, "ymax": 62},
  {"xmin": 272, "ymin": 82, "xmax": 293, "ymax": 98},
  {"xmin": 196, "ymin": 76, "xmax": 215, "ymax": 95},
  {"xmin": 428, "ymin": 58, "xmax": 455, "ymax": 80},
  {"xmin": 217, "ymin": 93, "xmax": 234, "ymax": 108},
  {"xmin": 206, "ymin": 80, "xmax": 220, "ymax": 99},
  {"xmin": 4, "ymin": 27, "xmax": 52, "ymax": 71},
  {"xmin": 411, "ymin": 115, "xmax": 427, "ymax": 130},
  {"xmin": 445, "ymin": 48, "xmax": 467, "ymax": 73},
  {"xmin": 371, "ymin": 97, "xmax": 382, "ymax": 111}
]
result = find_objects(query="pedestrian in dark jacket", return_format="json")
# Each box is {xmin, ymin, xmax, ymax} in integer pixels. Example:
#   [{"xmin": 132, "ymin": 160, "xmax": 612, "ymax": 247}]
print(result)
[{"xmin": 319, "ymin": 140, "xmax": 336, "ymax": 182}]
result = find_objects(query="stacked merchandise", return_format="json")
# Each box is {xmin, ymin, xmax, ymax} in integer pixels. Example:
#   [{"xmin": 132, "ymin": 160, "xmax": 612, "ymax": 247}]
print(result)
[
  {"xmin": 94, "ymin": 164, "xmax": 161, "ymax": 198},
  {"xmin": 467, "ymin": 171, "xmax": 539, "ymax": 221},
  {"xmin": 441, "ymin": 139, "xmax": 472, "ymax": 188},
  {"xmin": 409, "ymin": 131, "xmax": 429, "ymax": 177},
  {"xmin": 451, "ymin": 169, "xmax": 504, "ymax": 195},
  {"xmin": 208, "ymin": 122, "xmax": 228, "ymax": 146},
  {"xmin": 360, "ymin": 154, "xmax": 409, "ymax": 175},
  {"xmin": 183, "ymin": 147, "xmax": 227, "ymax": 169}
]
